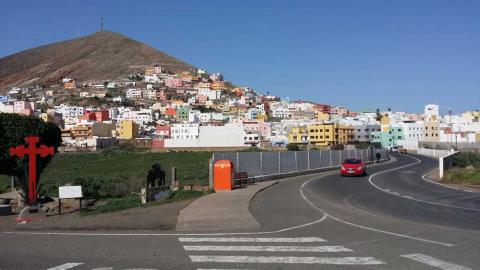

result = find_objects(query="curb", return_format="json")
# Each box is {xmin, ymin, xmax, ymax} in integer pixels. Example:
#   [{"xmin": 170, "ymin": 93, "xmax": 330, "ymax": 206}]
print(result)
[{"xmin": 423, "ymin": 169, "xmax": 480, "ymax": 194}]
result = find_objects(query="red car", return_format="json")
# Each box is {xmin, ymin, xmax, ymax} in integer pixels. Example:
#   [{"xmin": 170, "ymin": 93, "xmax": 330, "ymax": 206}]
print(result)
[{"xmin": 340, "ymin": 158, "xmax": 367, "ymax": 176}]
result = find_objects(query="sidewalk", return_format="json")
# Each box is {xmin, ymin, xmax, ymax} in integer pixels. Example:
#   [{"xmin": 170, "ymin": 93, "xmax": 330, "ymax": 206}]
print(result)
[{"xmin": 176, "ymin": 181, "xmax": 277, "ymax": 232}]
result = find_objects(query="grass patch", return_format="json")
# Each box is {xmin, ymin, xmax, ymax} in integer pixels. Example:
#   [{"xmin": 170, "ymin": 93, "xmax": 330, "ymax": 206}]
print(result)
[
  {"xmin": 443, "ymin": 168, "xmax": 480, "ymax": 185},
  {"xmin": 80, "ymin": 189, "xmax": 211, "ymax": 216},
  {"xmin": 0, "ymin": 151, "xmax": 211, "ymax": 197}
]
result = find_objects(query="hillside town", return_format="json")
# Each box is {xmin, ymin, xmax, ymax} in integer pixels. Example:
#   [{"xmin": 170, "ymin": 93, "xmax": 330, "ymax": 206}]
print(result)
[{"xmin": 0, "ymin": 65, "xmax": 479, "ymax": 151}]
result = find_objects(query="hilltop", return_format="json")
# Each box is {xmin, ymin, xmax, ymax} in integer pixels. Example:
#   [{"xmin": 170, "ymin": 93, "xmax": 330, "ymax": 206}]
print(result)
[{"xmin": 0, "ymin": 31, "xmax": 195, "ymax": 93}]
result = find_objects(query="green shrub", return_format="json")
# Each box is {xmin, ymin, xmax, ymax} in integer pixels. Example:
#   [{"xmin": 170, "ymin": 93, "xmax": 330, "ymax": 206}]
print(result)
[
  {"xmin": 286, "ymin": 144, "xmax": 300, "ymax": 151},
  {"xmin": 453, "ymin": 152, "xmax": 480, "ymax": 168}
]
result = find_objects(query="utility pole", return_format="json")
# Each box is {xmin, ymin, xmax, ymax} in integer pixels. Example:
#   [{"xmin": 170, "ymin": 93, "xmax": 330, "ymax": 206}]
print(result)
[{"xmin": 100, "ymin": 17, "xmax": 104, "ymax": 32}]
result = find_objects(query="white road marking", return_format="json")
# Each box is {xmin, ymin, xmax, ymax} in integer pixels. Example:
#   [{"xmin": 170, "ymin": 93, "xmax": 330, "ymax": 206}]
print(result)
[
  {"xmin": 368, "ymin": 155, "xmax": 480, "ymax": 213},
  {"xmin": 189, "ymin": 255, "xmax": 385, "ymax": 265},
  {"xmin": 300, "ymin": 173, "xmax": 454, "ymax": 247},
  {"xmin": 197, "ymin": 269, "xmax": 252, "ymax": 270},
  {"xmin": 179, "ymin": 237, "xmax": 326, "ymax": 243},
  {"xmin": 46, "ymin": 263, "xmax": 83, "ymax": 270},
  {"xmin": 183, "ymin": 245, "xmax": 352, "ymax": 252},
  {"xmin": 401, "ymin": 253, "xmax": 472, "ymax": 270}
]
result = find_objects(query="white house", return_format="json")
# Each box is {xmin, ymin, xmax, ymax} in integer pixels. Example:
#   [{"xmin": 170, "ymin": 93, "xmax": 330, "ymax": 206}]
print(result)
[
  {"xmin": 144, "ymin": 75, "xmax": 160, "ymax": 84},
  {"xmin": 170, "ymin": 123, "xmax": 200, "ymax": 139},
  {"xmin": 126, "ymin": 89, "xmax": 142, "ymax": 99},
  {"xmin": 54, "ymin": 104, "xmax": 85, "ymax": 119},
  {"xmin": 164, "ymin": 124, "xmax": 247, "ymax": 148},
  {"xmin": 112, "ymin": 96, "xmax": 125, "ymax": 103},
  {"xmin": 197, "ymin": 88, "xmax": 221, "ymax": 100},
  {"xmin": 397, "ymin": 120, "xmax": 424, "ymax": 150},
  {"xmin": 107, "ymin": 82, "xmax": 117, "ymax": 89},
  {"xmin": 245, "ymin": 108, "xmax": 259, "ymax": 120}
]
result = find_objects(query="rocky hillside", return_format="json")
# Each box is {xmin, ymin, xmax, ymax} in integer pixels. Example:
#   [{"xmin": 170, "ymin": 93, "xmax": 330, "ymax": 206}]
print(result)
[{"xmin": 0, "ymin": 31, "xmax": 195, "ymax": 93}]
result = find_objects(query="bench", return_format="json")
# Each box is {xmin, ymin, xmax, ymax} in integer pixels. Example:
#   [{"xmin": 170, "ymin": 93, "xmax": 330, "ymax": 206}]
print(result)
[{"xmin": 233, "ymin": 172, "xmax": 253, "ymax": 187}]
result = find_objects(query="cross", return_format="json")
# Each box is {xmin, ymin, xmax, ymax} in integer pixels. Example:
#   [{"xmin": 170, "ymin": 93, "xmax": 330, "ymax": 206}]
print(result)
[{"xmin": 10, "ymin": 136, "xmax": 54, "ymax": 205}]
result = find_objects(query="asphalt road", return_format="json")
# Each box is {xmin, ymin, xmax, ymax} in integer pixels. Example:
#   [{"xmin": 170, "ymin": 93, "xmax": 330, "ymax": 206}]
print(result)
[{"xmin": 1, "ymin": 153, "xmax": 479, "ymax": 270}]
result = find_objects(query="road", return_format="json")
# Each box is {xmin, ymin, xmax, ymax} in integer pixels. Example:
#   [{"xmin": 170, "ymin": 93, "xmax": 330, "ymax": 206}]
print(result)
[{"xmin": 1, "ymin": 153, "xmax": 479, "ymax": 270}]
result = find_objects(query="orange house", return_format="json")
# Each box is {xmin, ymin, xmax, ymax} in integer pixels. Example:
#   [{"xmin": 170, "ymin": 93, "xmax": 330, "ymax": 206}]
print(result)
[
  {"xmin": 64, "ymin": 79, "xmax": 77, "ymax": 89},
  {"xmin": 165, "ymin": 108, "xmax": 176, "ymax": 117}
]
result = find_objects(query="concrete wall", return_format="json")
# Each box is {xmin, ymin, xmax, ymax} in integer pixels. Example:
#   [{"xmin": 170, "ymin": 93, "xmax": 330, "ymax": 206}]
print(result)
[
  {"xmin": 165, "ymin": 124, "xmax": 246, "ymax": 148},
  {"xmin": 439, "ymin": 152, "xmax": 458, "ymax": 179},
  {"xmin": 417, "ymin": 148, "xmax": 453, "ymax": 158}
]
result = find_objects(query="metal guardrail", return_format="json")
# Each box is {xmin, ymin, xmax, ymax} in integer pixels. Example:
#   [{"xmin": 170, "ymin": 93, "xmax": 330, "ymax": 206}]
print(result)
[{"xmin": 212, "ymin": 148, "xmax": 388, "ymax": 181}]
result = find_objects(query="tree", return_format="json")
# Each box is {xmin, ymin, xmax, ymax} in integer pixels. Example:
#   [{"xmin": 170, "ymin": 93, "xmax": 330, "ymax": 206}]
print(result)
[{"xmin": 0, "ymin": 113, "xmax": 62, "ymax": 197}]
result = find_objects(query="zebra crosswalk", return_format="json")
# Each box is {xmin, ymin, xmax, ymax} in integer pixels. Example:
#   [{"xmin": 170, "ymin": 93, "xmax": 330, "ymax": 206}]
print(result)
[{"xmin": 179, "ymin": 236, "xmax": 385, "ymax": 269}]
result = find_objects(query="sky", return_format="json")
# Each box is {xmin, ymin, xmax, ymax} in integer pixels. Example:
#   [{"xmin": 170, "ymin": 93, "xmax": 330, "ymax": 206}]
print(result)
[{"xmin": 0, "ymin": 0, "xmax": 479, "ymax": 113}]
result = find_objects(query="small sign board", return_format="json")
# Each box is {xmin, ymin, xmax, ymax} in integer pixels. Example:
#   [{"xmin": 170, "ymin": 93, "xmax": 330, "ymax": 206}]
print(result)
[{"xmin": 59, "ymin": 186, "xmax": 83, "ymax": 199}]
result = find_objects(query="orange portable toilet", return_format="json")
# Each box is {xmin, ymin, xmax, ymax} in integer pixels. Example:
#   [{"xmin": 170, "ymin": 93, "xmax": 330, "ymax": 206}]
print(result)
[{"xmin": 214, "ymin": 160, "xmax": 234, "ymax": 191}]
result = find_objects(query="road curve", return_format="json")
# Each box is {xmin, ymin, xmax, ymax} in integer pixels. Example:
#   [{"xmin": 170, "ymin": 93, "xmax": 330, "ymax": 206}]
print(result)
[{"xmin": 250, "ymin": 153, "xmax": 480, "ymax": 269}]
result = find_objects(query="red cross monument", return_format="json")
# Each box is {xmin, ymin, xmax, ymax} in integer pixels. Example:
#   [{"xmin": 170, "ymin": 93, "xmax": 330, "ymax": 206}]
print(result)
[{"xmin": 10, "ymin": 136, "xmax": 55, "ymax": 205}]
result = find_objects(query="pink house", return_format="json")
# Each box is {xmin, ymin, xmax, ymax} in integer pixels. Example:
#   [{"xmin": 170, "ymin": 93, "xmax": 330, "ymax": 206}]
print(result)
[
  {"xmin": 14, "ymin": 101, "xmax": 35, "ymax": 114},
  {"xmin": 197, "ymin": 95, "xmax": 207, "ymax": 105},
  {"xmin": 243, "ymin": 121, "xmax": 271, "ymax": 138},
  {"xmin": 164, "ymin": 78, "xmax": 183, "ymax": 88}
]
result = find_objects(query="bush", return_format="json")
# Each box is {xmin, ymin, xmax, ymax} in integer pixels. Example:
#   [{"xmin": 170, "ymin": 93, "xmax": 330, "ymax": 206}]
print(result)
[
  {"xmin": 453, "ymin": 152, "xmax": 480, "ymax": 168},
  {"xmin": 330, "ymin": 144, "xmax": 345, "ymax": 150},
  {"xmin": 73, "ymin": 175, "xmax": 131, "ymax": 199},
  {"xmin": 286, "ymin": 144, "xmax": 300, "ymax": 151}
]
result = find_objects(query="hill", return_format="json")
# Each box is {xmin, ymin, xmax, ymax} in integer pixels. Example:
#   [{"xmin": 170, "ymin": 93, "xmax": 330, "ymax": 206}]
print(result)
[{"xmin": 0, "ymin": 31, "xmax": 195, "ymax": 93}]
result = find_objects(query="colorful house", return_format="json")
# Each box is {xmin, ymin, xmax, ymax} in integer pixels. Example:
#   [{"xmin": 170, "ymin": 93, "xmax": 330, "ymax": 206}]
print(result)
[
  {"xmin": 307, "ymin": 123, "xmax": 354, "ymax": 146},
  {"xmin": 117, "ymin": 120, "xmax": 139, "ymax": 139},
  {"xmin": 371, "ymin": 126, "xmax": 405, "ymax": 148},
  {"xmin": 288, "ymin": 127, "xmax": 309, "ymax": 145}
]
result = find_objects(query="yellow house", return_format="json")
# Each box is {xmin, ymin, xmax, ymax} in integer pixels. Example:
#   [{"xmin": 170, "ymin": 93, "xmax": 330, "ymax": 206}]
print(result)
[
  {"xmin": 117, "ymin": 120, "xmax": 139, "ymax": 139},
  {"xmin": 257, "ymin": 113, "xmax": 268, "ymax": 122},
  {"xmin": 144, "ymin": 66, "xmax": 155, "ymax": 76},
  {"xmin": 317, "ymin": 112, "xmax": 330, "ymax": 122},
  {"xmin": 476, "ymin": 133, "xmax": 480, "ymax": 142},
  {"xmin": 380, "ymin": 114, "xmax": 390, "ymax": 125},
  {"xmin": 288, "ymin": 127, "xmax": 309, "ymax": 144},
  {"xmin": 211, "ymin": 82, "xmax": 226, "ymax": 90},
  {"xmin": 423, "ymin": 121, "xmax": 440, "ymax": 142},
  {"xmin": 307, "ymin": 123, "xmax": 354, "ymax": 146}
]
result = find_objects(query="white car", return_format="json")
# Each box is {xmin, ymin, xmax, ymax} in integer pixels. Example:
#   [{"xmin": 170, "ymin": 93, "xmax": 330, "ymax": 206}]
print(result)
[{"xmin": 389, "ymin": 145, "xmax": 402, "ymax": 152}]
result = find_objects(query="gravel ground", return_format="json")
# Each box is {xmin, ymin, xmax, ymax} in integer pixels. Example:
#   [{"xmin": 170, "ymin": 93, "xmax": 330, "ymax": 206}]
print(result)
[{"xmin": 0, "ymin": 199, "xmax": 195, "ymax": 231}]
